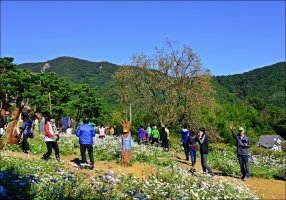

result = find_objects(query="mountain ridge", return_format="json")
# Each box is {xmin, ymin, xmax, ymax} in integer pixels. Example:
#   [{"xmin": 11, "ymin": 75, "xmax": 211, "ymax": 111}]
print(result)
[{"xmin": 18, "ymin": 56, "xmax": 285, "ymax": 108}]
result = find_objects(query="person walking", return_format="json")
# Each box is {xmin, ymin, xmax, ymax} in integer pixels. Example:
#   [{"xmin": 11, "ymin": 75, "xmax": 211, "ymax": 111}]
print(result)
[
  {"xmin": 160, "ymin": 127, "xmax": 169, "ymax": 151},
  {"xmin": 109, "ymin": 126, "xmax": 114, "ymax": 136},
  {"xmin": 0, "ymin": 115, "xmax": 4, "ymax": 137},
  {"xmin": 230, "ymin": 124, "xmax": 251, "ymax": 181},
  {"xmin": 42, "ymin": 115, "xmax": 60, "ymax": 162},
  {"xmin": 20, "ymin": 113, "xmax": 33, "ymax": 155},
  {"xmin": 138, "ymin": 126, "xmax": 145, "ymax": 143},
  {"xmin": 34, "ymin": 113, "xmax": 45, "ymax": 135},
  {"xmin": 151, "ymin": 126, "xmax": 160, "ymax": 145},
  {"xmin": 146, "ymin": 124, "xmax": 152, "ymax": 144},
  {"xmin": 165, "ymin": 127, "xmax": 170, "ymax": 151},
  {"xmin": 187, "ymin": 129, "xmax": 198, "ymax": 166},
  {"xmin": 113, "ymin": 125, "xmax": 119, "ymax": 137},
  {"xmin": 198, "ymin": 127, "xmax": 215, "ymax": 178},
  {"xmin": 180, "ymin": 124, "xmax": 190, "ymax": 161},
  {"xmin": 143, "ymin": 126, "xmax": 147, "ymax": 142},
  {"xmin": 76, "ymin": 118, "xmax": 96, "ymax": 169},
  {"xmin": 99, "ymin": 125, "xmax": 105, "ymax": 139}
]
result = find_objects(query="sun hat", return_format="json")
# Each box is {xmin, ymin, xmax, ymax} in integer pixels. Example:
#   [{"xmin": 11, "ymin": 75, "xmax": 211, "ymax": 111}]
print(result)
[{"xmin": 239, "ymin": 127, "xmax": 244, "ymax": 131}]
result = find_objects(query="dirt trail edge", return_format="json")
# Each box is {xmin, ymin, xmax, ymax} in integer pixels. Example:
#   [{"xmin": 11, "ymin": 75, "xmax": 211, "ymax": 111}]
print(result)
[{"xmin": 173, "ymin": 152, "xmax": 285, "ymax": 200}]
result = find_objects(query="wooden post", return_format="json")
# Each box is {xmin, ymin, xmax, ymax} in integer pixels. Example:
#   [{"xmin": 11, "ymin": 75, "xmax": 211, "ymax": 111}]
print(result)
[
  {"xmin": 49, "ymin": 91, "xmax": 52, "ymax": 114},
  {"xmin": 129, "ymin": 103, "xmax": 132, "ymax": 125}
]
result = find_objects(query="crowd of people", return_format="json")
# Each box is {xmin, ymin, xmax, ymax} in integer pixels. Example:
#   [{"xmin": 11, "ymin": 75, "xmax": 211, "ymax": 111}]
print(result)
[
  {"xmin": 0, "ymin": 106, "xmax": 252, "ymax": 180},
  {"xmin": 137, "ymin": 124, "xmax": 170, "ymax": 151}
]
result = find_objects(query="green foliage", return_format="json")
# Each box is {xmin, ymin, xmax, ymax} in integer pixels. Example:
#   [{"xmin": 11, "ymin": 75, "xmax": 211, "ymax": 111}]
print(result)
[
  {"xmin": 70, "ymin": 84, "xmax": 102, "ymax": 123},
  {"xmin": 281, "ymin": 140, "xmax": 286, "ymax": 152},
  {"xmin": 215, "ymin": 62, "xmax": 286, "ymax": 109},
  {"xmin": 114, "ymin": 42, "xmax": 214, "ymax": 129},
  {"xmin": 209, "ymin": 77, "xmax": 284, "ymax": 144},
  {"xmin": 3, "ymin": 56, "xmax": 285, "ymax": 143},
  {"xmin": 0, "ymin": 57, "xmax": 16, "ymax": 79},
  {"xmin": 250, "ymin": 146, "xmax": 286, "ymax": 159},
  {"xmin": 18, "ymin": 56, "xmax": 119, "ymax": 97},
  {"xmin": 0, "ymin": 57, "xmax": 103, "ymax": 123},
  {"xmin": 213, "ymin": 62, "xmax": 286, "ymax": 139}
]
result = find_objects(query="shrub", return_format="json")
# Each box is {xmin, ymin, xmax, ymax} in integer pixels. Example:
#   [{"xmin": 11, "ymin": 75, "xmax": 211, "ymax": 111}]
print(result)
[{"xmin": 281, "ymin": 140, "xmax": 286, "ymax": 152}]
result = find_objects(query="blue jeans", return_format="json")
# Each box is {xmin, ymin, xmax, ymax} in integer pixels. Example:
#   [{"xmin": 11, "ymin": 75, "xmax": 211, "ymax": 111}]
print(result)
[
  {"xmin": 190, "ymin": 148, "xmax": 196, "ymax": 166},
  {"xmin": 237, "ymin": 154, "xmax": 250, "ymax": 178}
]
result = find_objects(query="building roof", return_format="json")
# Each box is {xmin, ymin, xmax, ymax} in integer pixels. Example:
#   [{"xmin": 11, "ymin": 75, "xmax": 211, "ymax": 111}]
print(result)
[{"xmin": 257, "ymin": 135, "xmax": 283, "ymax": 148}]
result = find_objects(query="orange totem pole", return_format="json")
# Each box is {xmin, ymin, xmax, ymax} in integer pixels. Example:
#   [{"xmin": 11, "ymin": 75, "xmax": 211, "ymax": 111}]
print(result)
[{"xmin": 121, "ymin": 119, "xmax": 132, "ymax": 166}]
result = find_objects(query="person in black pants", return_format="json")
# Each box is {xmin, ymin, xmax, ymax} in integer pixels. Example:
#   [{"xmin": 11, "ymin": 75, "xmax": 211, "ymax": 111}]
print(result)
[
  {"xmin": 113, "ymin": 125, "xmax": 119, "ymax": 137},
  {"xmin": 76, "ymin": 117, "xmax": 96, "ymax": 169},
  {"xmin": 42, "ymin": 115, "xmax": 60, "ymax": 162},
  {"xmin": 230, "ymin": 124, "xmax": 251, "ymax": 181},
  {"xmin": 20, "ymin": 114, "xmax": 33, "ymax": 155},
  {"xmin": 180, "ymin": 124, "xmax": 190, "ymax": 161},
  {"xmin": 160, "ymin": 127, "xmax": 169, "ymax": 151},
  {"xmin": 198, "ymin": 127, "xmax": 215, "ymax": 178}
]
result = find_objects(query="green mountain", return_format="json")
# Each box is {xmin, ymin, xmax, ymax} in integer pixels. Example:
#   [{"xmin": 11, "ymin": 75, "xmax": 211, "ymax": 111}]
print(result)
[
  {"xmin": 19, "ymin": 57, "xmax": 285, "ymax": 109},
  {"xmin": 16, "ymin": 57, "xmax": 286, "ymax": 138},
  {"xmin": 215, "ymin": 62, "xmax": 286, "ymax": 109},
  {"xmin": 18, "ymin": 56, "xmax": 119, "ymax": 94}
]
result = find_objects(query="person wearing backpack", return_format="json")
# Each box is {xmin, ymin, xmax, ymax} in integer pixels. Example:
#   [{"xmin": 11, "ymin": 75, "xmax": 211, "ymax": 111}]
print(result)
[{"xmin": 187, "ymin": 129, "xmax": 198, "ymax": 166}]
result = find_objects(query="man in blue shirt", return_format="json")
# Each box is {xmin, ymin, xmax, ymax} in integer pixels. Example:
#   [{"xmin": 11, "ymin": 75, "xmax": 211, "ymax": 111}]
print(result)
[
  {"xmin": 76, "ymin": 118, "xmax": 96, "ymax": 169},
  {"xmin": 230, "ymin": 125, "xmax": 252, "ymax": 181}
]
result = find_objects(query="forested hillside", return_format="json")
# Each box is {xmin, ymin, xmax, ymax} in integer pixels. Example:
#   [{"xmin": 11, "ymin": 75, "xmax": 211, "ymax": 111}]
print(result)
[
  {"xmin": 14, "ymin": 57, "xmax": 286, "ymax": 141},
  {"xmin": 18, "ymin": 56, "xmax": 119, "ymax": 95},
  {"xmin": 215, "ymin": 62, "xmax": 285, "ymax": 109},
  {"xmin": 19, "ymin": 58, "xmax": 285, "ymax": 109}
]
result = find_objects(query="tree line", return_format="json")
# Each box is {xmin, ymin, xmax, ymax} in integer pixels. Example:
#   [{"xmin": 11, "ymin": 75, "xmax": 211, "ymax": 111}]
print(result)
[
  {"xmin": 1, "ymin": 41, "xmax": 285, "ymax": 143},
  {"xmin": 0, "ymin": 57, "xmax": 102, "ymax": 125}
]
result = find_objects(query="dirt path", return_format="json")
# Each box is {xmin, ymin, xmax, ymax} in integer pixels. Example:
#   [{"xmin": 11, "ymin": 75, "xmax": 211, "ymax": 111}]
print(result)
[
  {"xmin": 3, "ymin": 151, "xmax": 285, "ymax": 199},
  {"xmin": 174, "ymin": 152, "xmax": 286, "ymax": 200}
]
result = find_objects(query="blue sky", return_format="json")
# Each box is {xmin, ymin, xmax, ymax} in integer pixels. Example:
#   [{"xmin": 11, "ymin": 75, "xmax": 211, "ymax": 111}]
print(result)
[{"xmin": 1, "ymin": 1, "xmax": 285, "ymax": 75}]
